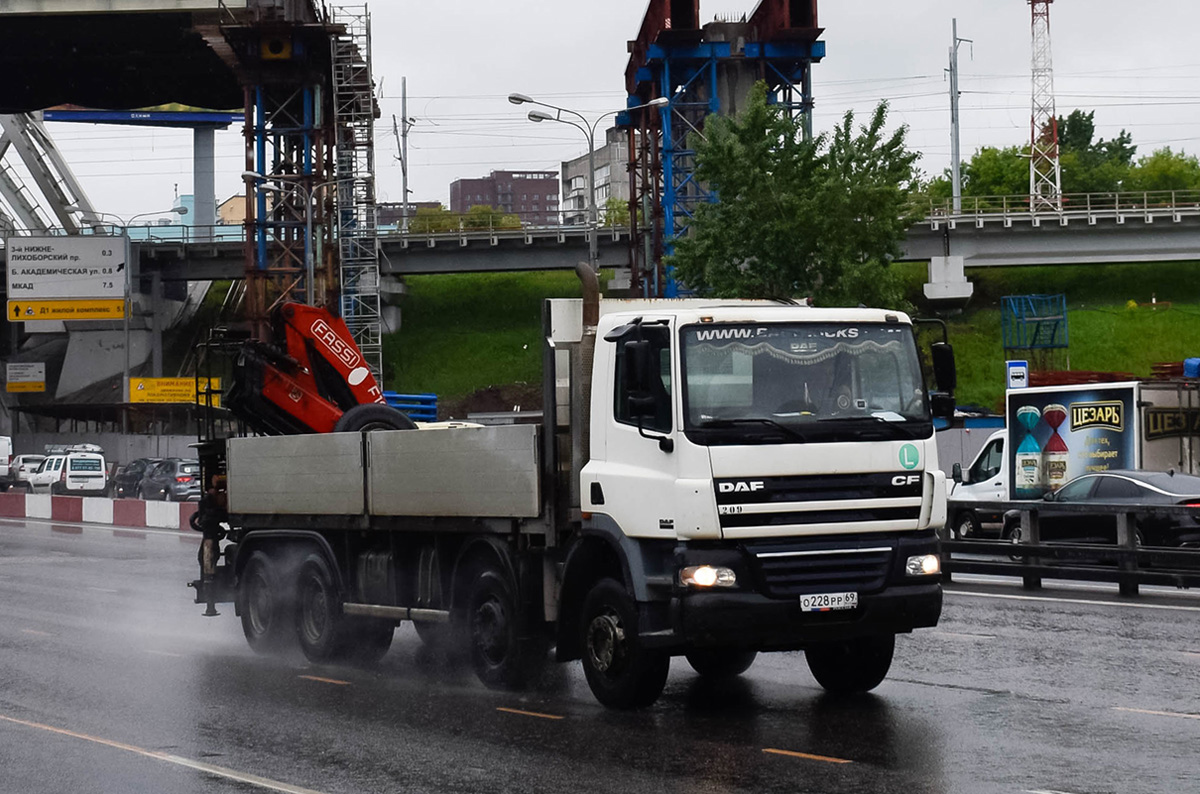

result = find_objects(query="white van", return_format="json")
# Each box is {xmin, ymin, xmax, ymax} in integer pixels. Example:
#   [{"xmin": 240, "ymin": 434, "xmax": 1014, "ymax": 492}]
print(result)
[
  {"xmin": 29, "ymin": 447, "xmax": 108, "ymax": 496},
  {"xmin": 0, "ymin": 435, "xmax": 12, "ymax": 486}
]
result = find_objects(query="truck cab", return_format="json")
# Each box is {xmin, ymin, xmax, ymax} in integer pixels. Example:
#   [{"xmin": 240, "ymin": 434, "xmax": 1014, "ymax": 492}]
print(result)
[{"xmin": 948, "ymin": 429, "xmax": 1007, "ymax": 538}]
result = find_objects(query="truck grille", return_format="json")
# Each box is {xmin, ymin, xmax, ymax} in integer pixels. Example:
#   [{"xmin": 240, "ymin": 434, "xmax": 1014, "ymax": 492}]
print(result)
[
  {"xmin": 715, "ymin": 472, "xmax": 922, "ymax": 532},
  {"xmin": 745, "ymin": 539, "xmax": 894, "ymax": 597}
]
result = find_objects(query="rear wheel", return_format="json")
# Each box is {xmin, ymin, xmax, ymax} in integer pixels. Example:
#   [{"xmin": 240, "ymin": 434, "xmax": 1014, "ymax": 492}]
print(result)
[
  {"xmin": 805, "ymin": 634, "xmax": 895, "ymax": 694},
  {"xmin": 580, "ymin": 578, "xmax": 669, "ymax": 709},
  {"xmin": 296, "ymin": 553, "xmax": 348, "ymax": 663},
  {"xmin": 1002, "ymin": 519, "xmax": 1026, "ymax": 562},
  {"xmin": 239, "ymin": 551, "xmax": 294, "ymax": 653},
  {"xmin": 685, "ymin": 648, "xmax": 758, "ymax": 679}
]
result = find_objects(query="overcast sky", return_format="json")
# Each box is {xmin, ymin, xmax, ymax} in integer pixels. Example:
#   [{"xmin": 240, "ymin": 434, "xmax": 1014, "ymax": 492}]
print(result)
[{"xmin": 40, "ymin": 0, "xmax": 1200, "ymax": 219}]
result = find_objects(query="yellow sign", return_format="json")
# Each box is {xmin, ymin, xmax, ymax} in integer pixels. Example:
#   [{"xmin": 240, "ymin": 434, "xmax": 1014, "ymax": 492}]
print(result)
[
  {"xmin": 6, "ymin": 381, "xmax": 45, "ymax": 393},
  {"xmin": 8, "ymin": 299, "xmax": 125, "ymax": 321},
  {"xmin": 129, "ymin": 377, "xmax": 221, "ymax": 407}
]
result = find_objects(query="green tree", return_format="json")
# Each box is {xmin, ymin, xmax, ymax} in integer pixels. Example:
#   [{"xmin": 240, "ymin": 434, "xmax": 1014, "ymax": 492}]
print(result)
[
  {"xmin": 1124, "ymin": 147, "xmax": 1200, "ymax": 192},
  {"xmin": 668, "ymin": 82, "xmax": 918, "ymax": 307},
  {"xmin": 1055, "ymin": 110, "xmax": 1135, "ymax": 193},
  {"xmin": 462, "ymin": 204, "xmax": 520, "ymax": 230},
  {"xmin": 601, "ymin": 196, "xmax": 630, "ymax": 228},
  {"xmin": 409, "ymin": 205, "xmax": 459, "ymax": 233}
]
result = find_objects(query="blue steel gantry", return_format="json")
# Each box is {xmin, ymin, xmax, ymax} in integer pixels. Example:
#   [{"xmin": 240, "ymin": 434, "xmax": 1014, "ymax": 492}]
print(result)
[{"xmin": 624, "ymin": 0, "xmax": 825, "ymax": 296}]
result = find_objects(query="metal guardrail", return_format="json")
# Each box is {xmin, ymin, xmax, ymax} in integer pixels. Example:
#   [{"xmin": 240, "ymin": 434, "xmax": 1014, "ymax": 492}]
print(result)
[
  {"xmin": 918, "ymin": 189, "xmax": 1200, "ymax": 224},
  {"xmin": 942, "ymin": 501, "xmax": 1200, "ymax": 596}
]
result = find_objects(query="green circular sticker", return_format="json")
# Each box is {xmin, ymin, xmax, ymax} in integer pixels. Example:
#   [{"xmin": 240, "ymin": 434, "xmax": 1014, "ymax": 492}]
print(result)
[{"xmin": 899, "ymin": 444, "xmax": 920, "ymax": 470}]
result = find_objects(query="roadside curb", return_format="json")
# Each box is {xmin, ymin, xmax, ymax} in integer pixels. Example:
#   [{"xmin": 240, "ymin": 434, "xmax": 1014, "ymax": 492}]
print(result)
[{"xmin": 0, "ymin": 491, "xmax": 197, "ymax": 530}]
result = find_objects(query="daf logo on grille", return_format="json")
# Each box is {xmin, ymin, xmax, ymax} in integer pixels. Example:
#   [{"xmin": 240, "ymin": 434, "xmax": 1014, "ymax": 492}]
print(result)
[
  {"xmin": 719, "ymin": 481, "xmax": 765, "ymax": 493},
  {"xmin": 892, "ymin": 474, "xmax": 921, "ymax": 487}
]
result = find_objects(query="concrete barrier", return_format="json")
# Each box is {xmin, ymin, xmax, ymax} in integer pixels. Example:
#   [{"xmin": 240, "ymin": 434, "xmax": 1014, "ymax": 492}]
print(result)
[{"xmin": 0, "ymin": 491, "xmax": 195, "ymax": 533}]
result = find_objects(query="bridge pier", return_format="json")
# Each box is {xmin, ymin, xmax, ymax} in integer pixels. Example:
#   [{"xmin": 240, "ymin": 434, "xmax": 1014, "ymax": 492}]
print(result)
[{"xmin": 923, "ymin": 255, "xmax": 974, "ymax": 306}]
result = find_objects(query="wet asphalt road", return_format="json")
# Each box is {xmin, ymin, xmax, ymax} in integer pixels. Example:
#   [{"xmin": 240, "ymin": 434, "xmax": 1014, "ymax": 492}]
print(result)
[{"xmin": 1, "ymin": 517, "xmax": 1198, "ymax": 794}]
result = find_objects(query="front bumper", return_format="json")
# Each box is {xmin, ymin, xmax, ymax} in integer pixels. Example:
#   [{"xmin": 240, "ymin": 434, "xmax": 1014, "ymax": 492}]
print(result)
[
  {"xmin": 667, "ymin": 581, "xmax": 942, "ymax": 650},
  {"xmin": 637, "ymin": 531, "xmax": 943, "ymax": 651}
]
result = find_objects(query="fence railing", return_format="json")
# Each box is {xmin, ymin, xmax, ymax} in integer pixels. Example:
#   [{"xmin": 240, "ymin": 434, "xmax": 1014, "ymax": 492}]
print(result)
[
  {"xmin": 942, "ymin": 501, "xmax": 1200, "ymax": 596},
  {"xmin": 918, "ymin": 189, "xmax": 1200, "ymax": 221}
]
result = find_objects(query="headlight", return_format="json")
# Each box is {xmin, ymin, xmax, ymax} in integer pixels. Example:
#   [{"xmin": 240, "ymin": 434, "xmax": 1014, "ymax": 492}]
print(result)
[
  {"xmin": 680, "ymin": 565, "xmax": 737, "ymax": 588},
  {"xmin": 906, "ymin": 554, "xmax": 941, "ymax": 577}
]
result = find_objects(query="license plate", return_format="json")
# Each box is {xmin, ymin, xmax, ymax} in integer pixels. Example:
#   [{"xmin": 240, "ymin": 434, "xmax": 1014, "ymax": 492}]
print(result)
[{"xmin": 800, "ymin": 591, "xmax": 858, "ymax": 612}]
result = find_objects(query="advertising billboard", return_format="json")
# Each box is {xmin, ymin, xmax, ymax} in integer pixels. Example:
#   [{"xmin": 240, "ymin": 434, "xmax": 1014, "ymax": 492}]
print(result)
[{"xmin": 1006, "ymin": 383, "xmax": 1140, "ymax": 500}]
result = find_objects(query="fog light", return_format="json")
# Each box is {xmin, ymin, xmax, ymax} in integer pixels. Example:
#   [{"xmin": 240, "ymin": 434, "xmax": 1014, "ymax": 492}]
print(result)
[
  {"xmin": 906, "ymin": 554, "xmax": 941, "ymax": 576},
  {"xmin": 680, "ymin": 565, "xmax": 737, "ymax": 588}
]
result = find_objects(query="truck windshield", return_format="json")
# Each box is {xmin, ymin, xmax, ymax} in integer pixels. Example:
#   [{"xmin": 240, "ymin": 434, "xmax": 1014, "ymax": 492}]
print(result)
[{"xmin": 681, "ymin": 322, "xmax": 930, "ymax": 444}]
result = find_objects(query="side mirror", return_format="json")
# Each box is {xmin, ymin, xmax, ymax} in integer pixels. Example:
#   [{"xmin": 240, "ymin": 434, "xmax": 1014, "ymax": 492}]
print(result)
[
  {"xmin": 1043, "ymin": 492, "xmax": 1056, "ymax": 502},
  {"xmin": 931, "ymin": 342, "xmax": 956, "ymax": 394},
  {"xmin": 930, "ymin": 392, "xmax": 956, "ymax": 420},
  {"xmin": 952, "ymin": 463, "xmax": 963, "ymax": 483}
]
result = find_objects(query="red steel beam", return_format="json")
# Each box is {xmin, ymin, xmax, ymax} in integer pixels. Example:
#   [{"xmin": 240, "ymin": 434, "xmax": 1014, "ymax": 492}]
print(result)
[
  {"xmin": 625, "ymin": 0, "xmax": 700, "ymax": 95},
  {"xmin": 747, "ymin": 0, "xmax": 822, "ymax": 42}
]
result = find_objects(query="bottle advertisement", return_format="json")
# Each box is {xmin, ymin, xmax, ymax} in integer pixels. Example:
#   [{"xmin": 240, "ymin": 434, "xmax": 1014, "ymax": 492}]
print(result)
[{"xmin": 1005, "ymin": 383, "xmax": 1139, "ymax": 501}]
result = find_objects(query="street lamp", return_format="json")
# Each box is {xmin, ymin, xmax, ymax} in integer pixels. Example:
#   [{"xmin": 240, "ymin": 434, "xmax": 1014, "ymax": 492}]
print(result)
[
  {"xmin": 509, "ymin": 93, "xmax": 668, "ymax": 271},
  {"xmin": 241, "ymin": 171, "xmax": 354, "ymax": 306}
]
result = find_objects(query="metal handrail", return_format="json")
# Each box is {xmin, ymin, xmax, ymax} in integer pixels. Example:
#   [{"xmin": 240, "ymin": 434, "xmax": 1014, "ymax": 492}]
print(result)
[{"xmin": 918, "ymin": 189, "xmax": 1200, "ymax": 221}]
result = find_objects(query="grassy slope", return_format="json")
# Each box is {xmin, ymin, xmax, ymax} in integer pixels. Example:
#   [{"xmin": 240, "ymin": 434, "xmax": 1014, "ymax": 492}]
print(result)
[{"xmin": 384, "ymin": 262, "xmax": 1200, "ymax": 411}]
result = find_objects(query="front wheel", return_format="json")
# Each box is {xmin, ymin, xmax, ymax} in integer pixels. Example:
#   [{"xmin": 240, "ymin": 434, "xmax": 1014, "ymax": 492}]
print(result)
[
  {"xmin": 685, "ymin": 648, "xmax": 758, "ymax": 679},
  {"xmin": 952, "ymin": 511, "xmax": 980, "ymax": 540},
  {"xmin": 466, "ymin": 569, "xmax": 542, "ymax": 689},
  {"xmin": 805, "ymin": 634, "xmax": 895, "ymax": 694},
  {"xmin": 579, "ymin": 578, "xmax": 669, "ymax": 709}
]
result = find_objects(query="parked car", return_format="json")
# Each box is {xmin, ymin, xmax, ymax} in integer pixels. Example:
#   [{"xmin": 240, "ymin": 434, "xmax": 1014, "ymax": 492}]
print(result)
[
  {"xmin": 27, "ymin": 449, "xmax": 108, "ymax": 496},
  {"xmin": 108, "ymin": 457, "xmax": 163, "ymax": 499},
  {"xmin": 0, "ymin": 435, "xmax": 11, "ymax": 488},
  {"xmin": 1, "ymin": 453, "xmax": 45, "ymax": 492},
  {"xmin": 1003, "ymin": 469, "xmax": 1200, "ymax": 548},
  {"xmin": 138, "ymin": 458, "xmax": 201, "ymax": 501}
]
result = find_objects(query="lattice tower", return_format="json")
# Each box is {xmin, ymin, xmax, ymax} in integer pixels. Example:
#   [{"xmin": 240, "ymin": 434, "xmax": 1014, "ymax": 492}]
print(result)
[
  {"xmin": 331, "ymin": 4, "xmax": 383, "ymax": 380},
  {"xmin": 1029, "ymin": 0, "xmax": 1062, "ymax": 210}
]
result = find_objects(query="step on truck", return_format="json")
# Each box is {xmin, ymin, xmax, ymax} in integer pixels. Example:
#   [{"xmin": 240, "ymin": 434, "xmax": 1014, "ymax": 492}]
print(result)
[{"xmin": 191, "ymin": 267, "xmax": 957, "ymax": 709}]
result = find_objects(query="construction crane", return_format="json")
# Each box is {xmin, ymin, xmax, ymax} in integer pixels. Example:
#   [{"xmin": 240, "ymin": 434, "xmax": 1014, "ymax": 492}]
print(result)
[{"xmin": 1029, "ymin": 0, "xmax": 1062, "ymax": 211}]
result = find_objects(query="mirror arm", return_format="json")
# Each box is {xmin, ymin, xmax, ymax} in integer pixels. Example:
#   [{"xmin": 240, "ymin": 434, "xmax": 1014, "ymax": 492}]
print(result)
[{"xmin": 635, "ymin": 416, "xmax": 675, "ymax": 453}]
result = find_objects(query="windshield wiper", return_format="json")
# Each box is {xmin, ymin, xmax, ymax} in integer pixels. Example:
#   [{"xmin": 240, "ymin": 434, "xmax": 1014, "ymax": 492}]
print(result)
[
  {"xmin": 696, "ymin": 417, "xmax": 808, "ymax": 442},
  {"xmin": 816, "ymin": 415, "xmax": 923, "ymax": 437}
]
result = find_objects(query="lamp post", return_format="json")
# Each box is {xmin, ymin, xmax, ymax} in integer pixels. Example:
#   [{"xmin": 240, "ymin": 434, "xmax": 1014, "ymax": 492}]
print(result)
[
  {"xmin": 241, "ymin": 171, "xmax": 351, "ymax": 307},
  {"xmin": 508, "ymin": 94, "xmax": 668, "ymax": 271}
]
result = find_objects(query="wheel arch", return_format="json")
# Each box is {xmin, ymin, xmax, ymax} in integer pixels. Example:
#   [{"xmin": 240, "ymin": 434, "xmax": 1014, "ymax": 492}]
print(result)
[
  {"xmin": 233, "ymin": 530, "xmax": 346, "ymax": 596},
  {"xmin": 448, "ymin": 535, "xmax": 519, "ymax": 615}
]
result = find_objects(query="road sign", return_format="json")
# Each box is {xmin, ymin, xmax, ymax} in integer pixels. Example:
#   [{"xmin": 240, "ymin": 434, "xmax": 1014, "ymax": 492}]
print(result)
[
  {"xmin": 6, "ymin": 362, "xmax": 45, "ymax": 393},
  {"xmin": 1007, "ymin": 360, "xmax": 1029, "ymax": 390},
  {"xmin": 6, "ymin": 299, "xmax": 125, "ymax": 321},
  {"xmin": 129, "ymin": 377, "xmax": 221, "ymax": 407},
  {"xmin": 5, "ymin": 235, "xmax": 127, "ymax": 304}
]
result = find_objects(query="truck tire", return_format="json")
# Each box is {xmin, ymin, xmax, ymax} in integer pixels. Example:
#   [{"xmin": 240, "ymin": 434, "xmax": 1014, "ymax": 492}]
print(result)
[
  {"xmin": 334, "ymin": 404, "xmax": 417, "ymax": 433},
  {"xmin": 685, "ymin": 648, "xmax": 758, "ymax": 679},
  {"xmin": 952, "ymin": 511, "xmax": 980, "ymax": 540},
  {"xmin": 579, "ymin": 577, "xmax": 670, "ymax": 709},
  {"xmin": 295, "ymin": 553, "xmax": 348, "ymax": 663},
  {"xmin": 805, "ymin": 634, "xmax": 895, "ymax": 694},
  {"xmin": 239, "ymin": 551, "xmax": 294, "ymax": 653},
  {"xmin": 466, "ymin": 569, "xmax": 538, "ymax": 689}
]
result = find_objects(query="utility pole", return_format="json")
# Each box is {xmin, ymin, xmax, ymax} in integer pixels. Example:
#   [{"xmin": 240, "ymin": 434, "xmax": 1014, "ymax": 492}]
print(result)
[
  {"xmin": 1029, "ymin": 0, "xmax": 1062, "ymax": 211},
  {"xmin": 392, "ymin": 78, "xmax": 412, "ymax": 233},
  {"xmin": 948, "ymin": 19, "xmax": 972, "ymax": 213}
]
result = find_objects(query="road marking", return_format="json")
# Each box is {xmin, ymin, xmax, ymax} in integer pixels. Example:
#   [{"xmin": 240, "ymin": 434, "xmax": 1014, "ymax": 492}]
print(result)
[
  {"xmin": 88, "ymin": 586, "xmax": 119, "ymax": 594},
  {"xmin": 21, "ymin": 629, "xmax": 50, "ymax": 637},
  {"xmin": 112, "ymin": 530, "xmax": 147, "ymax": 540},
  {"xmin": 931, "ymin": 630, "xmax": 996, "ymax": 640},
  {"xmin": 0, "ymin": 712, "xmax": 329, "ymax": 794},
  {"xmin": 0, "ymin": 517, "xmax": 189, "ymax": 540},
  {"xmin": 1025, "ymin": 789, "xmax": 1084, "ymax": 794},
  {"xmin": 947, "ymin": 589, "xmax": 1200, "ymax": 613},
  {"xmin": 1180, "ymin": 651, "xmax": 1200, "ymax": 659},
  {"xmin": 496, "ymin": 707, "xmax": 563, "ymax": 721},
  {"xmin": 1113, "ymin": 707, "xmax": 1200, "ymax": 721},
  {"xmin": 145, "ymin": 650, "xmax": 184, "ymax": 659},
  {"xmin": 298, "ymin": 675, "xmax": 351, "ymax": 686},
  {"xmin": 762, "ymin": 748, "xmax": 852, "ymax": 764}
]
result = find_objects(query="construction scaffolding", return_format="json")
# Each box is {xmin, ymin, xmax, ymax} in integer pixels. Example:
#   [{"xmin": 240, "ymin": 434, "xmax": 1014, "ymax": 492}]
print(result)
[{"xmin": 331, "ymin": 4, "xmax": 383, "ymax": 380}]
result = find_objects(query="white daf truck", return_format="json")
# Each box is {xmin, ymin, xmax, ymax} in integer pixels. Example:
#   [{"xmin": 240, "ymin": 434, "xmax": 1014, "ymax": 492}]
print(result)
[{"xmin": 191, "ymin": 268, "xmax": 956, "ymax": 709}]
